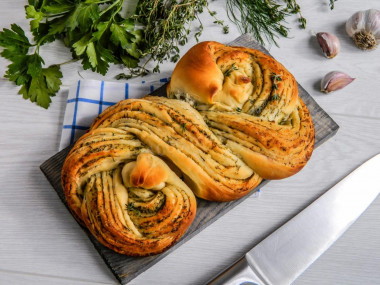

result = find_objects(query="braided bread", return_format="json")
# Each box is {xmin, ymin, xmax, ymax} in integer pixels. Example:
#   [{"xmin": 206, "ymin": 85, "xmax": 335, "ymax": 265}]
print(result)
[
  {"xmin": 61, "ymin": 96, "xmax": 261, "ymax": 255},
  {"xmin": 61, "ymin": 41, "xmax": 314, "ymax": 256},
  {"xmin": 168, "ymin": 41, "xmax": 315, "ymax": 179},
  {"xmin": 61, "ymin": 128, "xmax": 197, "ymax": 256}
]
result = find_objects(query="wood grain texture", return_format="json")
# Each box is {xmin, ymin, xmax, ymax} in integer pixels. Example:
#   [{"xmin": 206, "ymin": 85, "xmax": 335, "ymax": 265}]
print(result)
[{"xmin": 1, "ymin": 0, "xmax": 380, "ymax": 284}]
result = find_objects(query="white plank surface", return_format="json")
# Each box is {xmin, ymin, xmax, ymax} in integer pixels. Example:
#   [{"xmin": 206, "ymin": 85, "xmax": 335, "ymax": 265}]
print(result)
[{"xmin": 1, "ymin": 1, "xmax": 380, "ymax": 284}]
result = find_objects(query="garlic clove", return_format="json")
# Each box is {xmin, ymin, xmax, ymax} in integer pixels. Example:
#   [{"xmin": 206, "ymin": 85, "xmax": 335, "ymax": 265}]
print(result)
[
  {"xmin": 346, "ymin": 9, "xmax": 380, "ymax": 50},
  {"xmin": 321, "ymin": 71, "xmax": 355, "ymax": 93},
  {"xmin": 346, "ymin": 10, "xmax": 366, "ymax": 37},
  {"xmin": 366, "ymin": 9, "xmax": 380, "ymax": 39},
  {"xmin": 316, "ymin": 32, "xmax": 340, "ymax": 58}
]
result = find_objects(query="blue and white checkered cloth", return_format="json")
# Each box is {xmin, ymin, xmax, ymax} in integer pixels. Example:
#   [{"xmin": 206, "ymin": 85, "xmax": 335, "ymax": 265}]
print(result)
[{"xmin": 59, "ymin": 78, "xmax": 170, "ymax": 150}]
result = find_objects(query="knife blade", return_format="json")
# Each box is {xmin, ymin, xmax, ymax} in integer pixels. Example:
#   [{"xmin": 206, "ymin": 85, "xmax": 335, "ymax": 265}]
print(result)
[{"xmin": 207, "ymin": 153, "xmax": 380, "ymax": 285}]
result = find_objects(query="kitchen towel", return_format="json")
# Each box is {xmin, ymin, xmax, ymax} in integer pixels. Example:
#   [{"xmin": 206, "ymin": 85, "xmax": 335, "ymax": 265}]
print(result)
[{"xmin": 59, "ymin": 77, "xmax": 170, "ymax": 150}]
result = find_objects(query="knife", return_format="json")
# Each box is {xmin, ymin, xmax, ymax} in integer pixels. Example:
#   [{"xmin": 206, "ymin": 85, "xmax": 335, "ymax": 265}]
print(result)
[{"xmin": 207, "ymin": 153, "xmax": 380, "ymax": 285}]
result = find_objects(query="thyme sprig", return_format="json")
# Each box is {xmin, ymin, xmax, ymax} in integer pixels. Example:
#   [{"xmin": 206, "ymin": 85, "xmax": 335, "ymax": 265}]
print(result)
[
  {"xmin": 284, "ymin": 0, "xmax": 307, "ymax": 29},
  {"xmin": 132, "ymin": 0, "xmax": 228, "ymax": 76}
]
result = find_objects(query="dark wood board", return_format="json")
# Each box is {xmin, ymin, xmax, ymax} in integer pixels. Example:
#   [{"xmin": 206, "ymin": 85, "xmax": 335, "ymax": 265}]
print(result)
[{"xmin": 40, "ymin": 34, "xmax": 339, "ymax": 284}]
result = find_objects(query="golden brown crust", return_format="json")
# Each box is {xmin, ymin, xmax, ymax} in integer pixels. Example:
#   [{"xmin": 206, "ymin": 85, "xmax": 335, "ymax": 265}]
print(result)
[
  {"xmin": 168, "ymin": 41, "xmax": 315, "ymax": 180},
  {"xmin": 61, "ymin": 129, "xmax": 197, "ymax": 256},
  {"xmin": 129, "ymin": 153, "xmax": 168, "ymax": 189},
  {"xmin": 166, "ymin": 41, "xmax": 223, "ymax": 104},
  {"xmin": 88, "ymin": 96, "xmax": 261, "ymax": 202},
  {"xmin": 62, "ymin": 41, "xmax": 315, "ymax": 256},
  {"xmin": 61, "ymin": 95, "xmax": 262, "ymax": 256}
]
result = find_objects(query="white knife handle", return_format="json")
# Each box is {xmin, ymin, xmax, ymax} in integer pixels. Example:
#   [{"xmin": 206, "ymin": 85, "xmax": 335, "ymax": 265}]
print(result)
[{"xmin": 207, "ymin": 256, "xmax": 265, "ymax": 285}]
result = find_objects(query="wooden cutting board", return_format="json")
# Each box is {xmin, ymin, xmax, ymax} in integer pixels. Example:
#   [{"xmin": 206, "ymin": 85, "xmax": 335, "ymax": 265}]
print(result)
[{"xmin": 40, "ymin": 34, "xmax": 339, "ymax": 284}]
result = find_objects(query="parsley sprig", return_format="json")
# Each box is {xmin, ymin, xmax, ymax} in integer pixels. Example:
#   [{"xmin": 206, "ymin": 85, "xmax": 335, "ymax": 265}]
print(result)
[
  {"xmin": 0, "ymin": 0, "xmax": 143, "ymax": 108},
  {"xmin": 0, "ymin": 0, "xmax": 337, "ymax": 109},
  {"xmin": 0, "ymin": 24, "xmax": 62, "ymax": 108}
]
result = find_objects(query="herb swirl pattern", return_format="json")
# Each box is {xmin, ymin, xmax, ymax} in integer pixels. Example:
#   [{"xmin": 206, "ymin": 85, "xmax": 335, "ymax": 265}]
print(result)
[{"xmin": 62, "ymin": 42, "xmax": 315, "ymax": 256}]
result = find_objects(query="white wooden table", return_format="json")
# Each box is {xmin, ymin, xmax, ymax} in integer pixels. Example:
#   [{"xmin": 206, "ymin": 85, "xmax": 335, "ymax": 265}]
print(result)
[{"xmin": 1, "ymin": 1, "xmax": 379, "ymax": 284}]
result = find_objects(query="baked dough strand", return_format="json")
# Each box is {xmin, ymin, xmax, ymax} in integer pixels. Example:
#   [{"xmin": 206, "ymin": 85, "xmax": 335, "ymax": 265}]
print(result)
[
  {"xmin": 62, "ymin": 129, "xmax": 197, "ymax": 256},
  {"xmin": 168, "ymin": 41, "xmax": 315, "ymax": 180},
  {"xmin": 62, "ymin": 41, "xmax": 315, "ymax": 256}
]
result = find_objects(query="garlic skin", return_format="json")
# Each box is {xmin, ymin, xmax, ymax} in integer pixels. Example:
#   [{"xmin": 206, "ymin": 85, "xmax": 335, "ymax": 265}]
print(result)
[
  {"xmin": 346, "ymin": 9, "xmax": 380, "ymax": 50},
  {"xmin": 316, "ymin": 32, "xmax": 340, "ymax": 58},
  {"xmin": 321, "ymin": 71, "xmax": 355, "ymax": 93}
]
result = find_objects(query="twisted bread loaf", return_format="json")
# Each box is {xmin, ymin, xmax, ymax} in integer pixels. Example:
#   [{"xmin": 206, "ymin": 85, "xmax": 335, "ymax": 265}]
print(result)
[
  {"xmin": 62, "ymin": 41, "xmax": 314, "ymax": 256},
  {"xmin": 62, "ymin": 96, "xmax": 261, "ymax": 255},
  {"xmin": 168, "ymin": 41, "xmax": 315, "ymax": 179}
]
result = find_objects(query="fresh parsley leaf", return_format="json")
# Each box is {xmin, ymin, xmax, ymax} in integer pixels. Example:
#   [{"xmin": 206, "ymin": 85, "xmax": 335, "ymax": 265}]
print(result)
[
  {"xmin": 5, "ymin": 55, "xmax": 29, "ymax": 84},
  {"xmin": 119, "ymin": 18, "xmax": 135, "ymax": 31},
  {"xmin": 25, "ymin": 5, "xmax": 45, "ymax": 30},
  {"xmin": 43, "ymin": 65, "xmax": 63, "ymax": 94},
  {"xmin": 72, "ymin": 34, "xmax": 92, "ymax": 56},
  {"xmin": 67, "ymin": 3, "xmax": 99, "ymax": 32},
  {"xmin": 0, "ymin": 0, "xmax": 146, "ymax": 108},
  {"xmin": 29, "ymin": 75, "xmax": 51, "ymax": 107},
  {"xmin": 92, "ymin": 21, "xmax": 109, "ymax": 40},
  {"xmin": 48, "ymin": 14, "xmax": 70, "ymax": 36},
  {"xmin": 27, "ymin": 53, "xmax": 44, "ymax": 77},
  {"xmin": 120, "ymin": 54, "xmax": 139, "ymax": 68},
  {"xmin": 0, "ymin": 24, "xmax": 31, "ymax": 55},
  {"xmin": 77, "ymin": 4, "xmax": 99, "ymax": 31},
  {"xmin": 110, "ymin": 23, "xmax": 142, "ymax": 60},
  {"xmin": 127, "ymin": 42, "xmax": 141, "ymax": 59},
  {"xmin": 0, "ymin": 23, "xmax": 62, "ymax": 108},
  {"xmin": 25, "ymin": 65, "xmax": 63, "ymax": 108},
  {"xmin": 86, "ymin": 42, "xmax": 97, "ymax": 68},
  {"xmin": 96, "ymin": 43, "xmax": 115, "ymax": 63},
  {"xmin": 110, "ymin": 23, "xmax": 132, "ymax": 50},
  {"xmin": 43, "ymin": 3, "xmax": 74, "ymax": 14},
  {"xmin": 28, "ymin": 0, "xmax": 44, "ymax": 9},
  {"xmin": 77, "ymin": 41, "xmax": 110, "ymax": 75}
]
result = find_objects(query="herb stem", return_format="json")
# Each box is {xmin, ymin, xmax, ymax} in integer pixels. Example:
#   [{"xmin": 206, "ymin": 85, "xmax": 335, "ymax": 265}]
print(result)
[
  {"xmin": 99, "ymin": 0, "xmax": 122, "ymax": 17},
  {"xmin": 58, "ymin": 58, "xmax": 80, "ymax": 66}
]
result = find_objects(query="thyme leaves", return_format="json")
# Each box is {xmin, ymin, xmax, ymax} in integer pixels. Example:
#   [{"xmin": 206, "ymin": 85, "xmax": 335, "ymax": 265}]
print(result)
[{"xmin": 224, "ymin": 63, "xmax": 239, "ymax": 77}]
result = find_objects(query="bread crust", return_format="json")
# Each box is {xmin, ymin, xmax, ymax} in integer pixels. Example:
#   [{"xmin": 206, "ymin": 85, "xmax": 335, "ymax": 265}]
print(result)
[
  {"xmin": 61, "ymin": 95, "xmax": 262, "ymax": 256},
  {"xmin": 168, "ymin": 41, "xmax": 315, "ymax": 180},
  {"xmin": 88, "ymin": 97, "xmax": 262, "ymax": 201},
  {"xmin": 61, "ymin": 41, "xmax": 315, "ymax": 256},
  {"xmin": 62, "ymin": 128, "xmax": 197, "ymax": 256}
]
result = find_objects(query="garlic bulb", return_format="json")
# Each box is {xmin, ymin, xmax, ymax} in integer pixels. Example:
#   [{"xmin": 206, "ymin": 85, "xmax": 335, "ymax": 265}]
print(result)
[
  {"xmin": 321, "ymin": 71, "xmax": 355, "ymax": 93},
  {"xmin": 346, "ymin": 9, "xmax": 380, "ymax": 50},
  {"xmin": 316, "ymin": 32, "xmax": 340, "ymax": 58}
]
